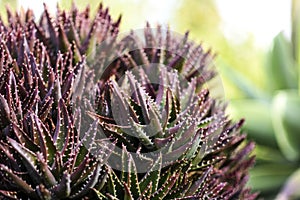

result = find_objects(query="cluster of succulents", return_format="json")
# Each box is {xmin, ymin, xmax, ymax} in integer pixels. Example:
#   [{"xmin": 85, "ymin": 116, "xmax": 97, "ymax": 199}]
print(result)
[{"xmin": 0, "ymin": 3, "xmax": 256, "ymax": 199}]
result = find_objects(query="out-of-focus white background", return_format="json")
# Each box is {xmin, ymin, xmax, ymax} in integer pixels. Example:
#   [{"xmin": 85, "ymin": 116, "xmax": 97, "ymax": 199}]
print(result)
[{"xmin": 17, "ymin": 0, "xmax": 291, "ymax": 48}]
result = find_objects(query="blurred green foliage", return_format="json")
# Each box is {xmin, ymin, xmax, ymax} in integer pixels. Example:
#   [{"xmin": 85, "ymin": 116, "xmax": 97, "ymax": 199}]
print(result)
[
  {"xmin": 0, "ymin": 0, "xmax": 17, "ymax": 22},
  {"xmin": 171, "ymin": 0, "xmax": 266, "ymax": 100},
  {"xmin": 224, "ymin": 1, "xmax": 300, "ymax": 199}
]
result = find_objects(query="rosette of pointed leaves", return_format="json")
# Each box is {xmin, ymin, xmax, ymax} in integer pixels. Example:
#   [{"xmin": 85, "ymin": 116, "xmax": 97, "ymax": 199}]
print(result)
[
  {"xmin": 88, "ymin": 27, "xmax": 257, "ymax": 199},
  {"xmin": 0, "ymin": 13, "xmax": 114, "ymax": 199},
  {"xmin": 0, "ymin": 3, "xmax": 257, "ymax": 199},
  {"xmin": 3, "ymin": 2, "xmax": 121, "ymax": 65}
]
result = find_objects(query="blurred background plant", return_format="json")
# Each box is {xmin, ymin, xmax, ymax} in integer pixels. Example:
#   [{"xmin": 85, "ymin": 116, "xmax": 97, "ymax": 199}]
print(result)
[
  {"xmin": 1, "ymin": 0, "xmax": 298, "ymax": 199},
  {"xmin": 225, "ymin": 0, "xmax": 300, "ymax": 199}
]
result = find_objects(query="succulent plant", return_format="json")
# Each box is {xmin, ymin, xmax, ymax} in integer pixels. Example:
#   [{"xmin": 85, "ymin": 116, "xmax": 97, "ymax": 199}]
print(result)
[
  {"xmin": 0, "ymin": 3, "xmax": 119, "ymax": 199},
  {"xmin": 0, "ymin": 34, "xmax": 111, "ymax": 199},
  {"xmin": 0, "ymin": 2, "xmax": 256, "ymax": 200}
]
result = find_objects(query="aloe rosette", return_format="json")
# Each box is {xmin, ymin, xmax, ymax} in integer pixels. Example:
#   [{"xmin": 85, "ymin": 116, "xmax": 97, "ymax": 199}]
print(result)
[
  {"xmin": 0, "ymin": 3, "xmax": 256, "ymax": 199},
  {"xmin": 0, "ymin": 3, "xmax": 119, "ymax": 199}
]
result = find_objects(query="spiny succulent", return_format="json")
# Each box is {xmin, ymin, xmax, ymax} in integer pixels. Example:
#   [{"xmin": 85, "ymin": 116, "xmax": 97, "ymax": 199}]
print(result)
[
  {"xmin": 84, "ymin": 27, "xmax": 256, "ymax": 199},
  {"xmin": 0, "ymin": 3, "xmax": 118, "ymax": 199},
  {"xmin": 0, "ymin": 2, "xmax": 256, "ymax": 200}
]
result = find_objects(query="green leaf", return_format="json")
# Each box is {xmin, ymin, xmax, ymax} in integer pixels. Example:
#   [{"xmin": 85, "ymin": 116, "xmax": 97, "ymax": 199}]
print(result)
[
  {"xmin": 51, "ymin": 172, "xmax": 71, "ymax": 198},
  {"xmin": 248, "ymin": 163, "xmax": 296, "ymax": 192},
  {"xmin": 0, "ymin": 164, "xmax": 35, "ymax": 196},
  {"xmin": 89, "ymin": 188, "xmax": 107, "ymax": 199},
  {"xmin": 161, "ymin": 88, "xmax": 172, "ymax": 130},
  {"xmin": 66, "ymin": 20, "xmax": 81, "ymax": 49},
  {"xmin": 130, "ymin": 120, "xmax": 154, "ymax": 148},
  {"xmin": 127, "ymin": 154, "xmax": 141, "ymax": 198},
  {"xmin": 55, "ymin": 100, "xmax": 70, "ymax": 153},
  {"xmin": 11, "ymin": 122, "xmax": 38, "ymax": 151},
  {"xmin": 272, "ymin": 90, "xmax": 300, "ymax": 161},
  {"xmin": 127, "ymin": 72, "xmax": 150, "ymax": 124},
  {"xmin": 266, "ymin": 33, "xmax": 297, "ymax": 92},
  {"xmin": 140, "ymin": 154, "xmax": 162, "ymax": 193},
  {"xmin": 173, "ymin": 119, "xmax": 196, "ymax": 150},
  {"xmin": 80, "ymin": 119, "xmax": 98, "ymax": 152},
  {"xmin": 123, "ymin": 182, "xmax": 134, "ymax": 200},
  {"xmin": 32, "ymin": 114, "xmax": 49, "ymax": 162},
  {"xmin": 228, "ymin": 99, "xmax": 277, "ymax": 148},
  {"xmin": 58, "ymin": 23, "xmax": 70, "ymax": 53},
  {"xmin": 70, "ymin": 162, "xmax": 102, "ymax": 199},
  {"xmin": 8, "ymin": 138, "xmax": 41, "ymax": 185},
  {"xmin": 180, "ymin": 78, "xmax": 196, "ymax": 111},
  {"xmin": 36, "ymin": 152, "xmax": 57, "ymax": 187},
  {"xmin": 151, "ymin": 170, "xmax": 180, "ymax": 199},
  {"xmin": 110, "ymin": 80, "xmax": 132, "ymax": 127},
  {"xmin": 186, "ymin": 167, "xmax": 211, "ymax": 196},
  {"xmin": 43, "ymin": 3, "xmax": 58, "ymax": 51},
  {"xmin": 254, "ymin": 144, "xmax": 286, "ymax": 163},
  {"xmin": 107, "ymin": 170, "xmax": 124, "ymax": 198},
  {"xmin": 70, "ymin": 153, "xmax": 90, "ymax": 182},
  {"xmin": 38, "ymin": 97, "xmax": 53, "ymax": 121},
  {"xmin": 0, "ymin": 94, "xmax": 11, "ymax": 127},
  {"xmin": 218, "ymin": 60, "xmax": 267, "ymax": 99},
  {"xmin": 121, "ymin": 145, "xmax": 130, "ymax": 181}
]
